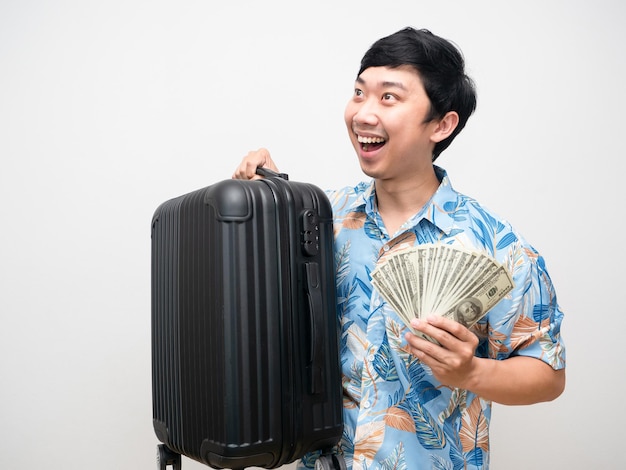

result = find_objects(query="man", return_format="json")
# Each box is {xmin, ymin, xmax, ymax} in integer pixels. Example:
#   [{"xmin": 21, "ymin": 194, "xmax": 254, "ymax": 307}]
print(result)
[{"xmin": 233, "ymin": 27, "xmax": 565, "ymax": 470}]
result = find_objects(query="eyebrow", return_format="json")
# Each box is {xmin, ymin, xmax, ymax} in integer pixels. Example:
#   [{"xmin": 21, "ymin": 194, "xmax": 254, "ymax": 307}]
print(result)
[{"xmin": 356, "ymin": 76, "xmax": 407, "ymax": 90}]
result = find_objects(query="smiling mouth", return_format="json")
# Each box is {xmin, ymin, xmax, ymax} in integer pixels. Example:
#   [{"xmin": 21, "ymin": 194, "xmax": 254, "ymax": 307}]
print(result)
[{"xmin": 357, "ymin": 134, "xmax": 386, "ymax": 152}]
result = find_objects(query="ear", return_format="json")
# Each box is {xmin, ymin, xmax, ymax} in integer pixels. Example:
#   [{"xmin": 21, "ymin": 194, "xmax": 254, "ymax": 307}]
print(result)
[{"xmin": 430, "ymin": 111, "xmax": 459, "ymax": 143}]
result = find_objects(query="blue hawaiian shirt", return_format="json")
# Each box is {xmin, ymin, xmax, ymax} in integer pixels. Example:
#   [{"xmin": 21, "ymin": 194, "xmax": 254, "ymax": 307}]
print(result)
[{"xmin": 298, "ymin": 166, "xmax": 566, "ymax": 470}]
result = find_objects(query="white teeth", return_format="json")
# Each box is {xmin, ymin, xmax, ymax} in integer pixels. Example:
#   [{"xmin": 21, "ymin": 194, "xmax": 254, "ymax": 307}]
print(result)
[{"xmin": 357, "ymin": 135, "xmax": 385, "ymax": 144}]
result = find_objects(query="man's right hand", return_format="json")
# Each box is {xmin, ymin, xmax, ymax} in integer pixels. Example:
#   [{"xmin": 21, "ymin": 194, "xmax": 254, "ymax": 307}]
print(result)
[{"xmin": 232, "ymin": 148, "xmax": 279, "ymax": 180}]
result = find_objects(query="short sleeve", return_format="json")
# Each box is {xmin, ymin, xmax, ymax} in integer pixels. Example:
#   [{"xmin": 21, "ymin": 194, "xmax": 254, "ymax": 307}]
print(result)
[{"xmin": 483, "ymin": 241, "xmax": 566, "ymax": 370}]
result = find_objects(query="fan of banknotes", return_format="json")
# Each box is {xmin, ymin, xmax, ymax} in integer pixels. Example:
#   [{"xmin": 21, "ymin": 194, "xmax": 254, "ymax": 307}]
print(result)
[{"xmin": 371, "ymin": 244, "xmax": 514, "ymax": 335}]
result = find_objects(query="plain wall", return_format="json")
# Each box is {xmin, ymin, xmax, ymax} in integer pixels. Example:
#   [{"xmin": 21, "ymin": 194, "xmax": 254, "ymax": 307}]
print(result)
[{"xmin": 1, "ymin": 1, "xmax": 623, "ymax": 468}]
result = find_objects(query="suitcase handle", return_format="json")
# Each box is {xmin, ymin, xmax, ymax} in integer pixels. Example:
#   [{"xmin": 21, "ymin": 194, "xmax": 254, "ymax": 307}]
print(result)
[
  {"xmin": 304, "ymin": 262, "xmax": 324, "ymax": 395},
  {"xmin": 255, "ymin": 166, "xmax": 290, "ymax": 180}
]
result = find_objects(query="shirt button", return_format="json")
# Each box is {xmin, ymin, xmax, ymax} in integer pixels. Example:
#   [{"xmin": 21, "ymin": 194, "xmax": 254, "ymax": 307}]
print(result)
[
  {"xmin": 383, "ymin": 244, "xmax": 390, "ymax": 252},
  {"xmin": 362, "ymin": 400, "xmax": 371, "ymax": 409}
]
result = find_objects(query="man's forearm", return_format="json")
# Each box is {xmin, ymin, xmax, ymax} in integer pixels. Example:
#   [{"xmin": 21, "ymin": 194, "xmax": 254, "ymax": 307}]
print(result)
[{"xmin": 464, "ymin": 356, "xmax": 565, "ymax": 405}]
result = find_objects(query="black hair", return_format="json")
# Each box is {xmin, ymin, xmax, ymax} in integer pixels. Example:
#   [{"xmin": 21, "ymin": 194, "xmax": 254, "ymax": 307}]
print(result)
[{"xmin": 358, "ymin": 27, "xmax": 477, "ymax": 160}]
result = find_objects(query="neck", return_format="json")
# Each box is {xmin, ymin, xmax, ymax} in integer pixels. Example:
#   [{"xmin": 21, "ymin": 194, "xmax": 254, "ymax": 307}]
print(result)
[{"xmin": 375, "ymin": 167, "xmax": 440, "ymax": 236}]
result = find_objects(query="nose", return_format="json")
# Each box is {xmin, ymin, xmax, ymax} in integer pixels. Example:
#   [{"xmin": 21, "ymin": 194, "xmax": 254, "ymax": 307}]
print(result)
[{"xmin": 351, "ymin": 98, "xmax": 379, "ymax": 127}]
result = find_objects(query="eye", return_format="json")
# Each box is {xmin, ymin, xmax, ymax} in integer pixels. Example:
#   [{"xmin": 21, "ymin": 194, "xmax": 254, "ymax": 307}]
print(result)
[
  {"xmin": 354, "ymin": 88, "xmax": 364, "ymax": 97},
  {"xmin": 382, "ymin": 93, "xmax": 395, "ymax": 101}
]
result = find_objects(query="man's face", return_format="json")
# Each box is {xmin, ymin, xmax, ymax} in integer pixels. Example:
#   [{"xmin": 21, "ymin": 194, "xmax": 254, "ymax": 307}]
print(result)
[{"xmin": 344, "ymin": 65, "xmax": 440, "ymax": 181}]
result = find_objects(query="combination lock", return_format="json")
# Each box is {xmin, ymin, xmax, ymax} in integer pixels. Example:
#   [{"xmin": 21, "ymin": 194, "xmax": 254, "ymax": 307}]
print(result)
[{"xmin": 301, "ymin": 210, "xmax": 320, "ymax": 256}]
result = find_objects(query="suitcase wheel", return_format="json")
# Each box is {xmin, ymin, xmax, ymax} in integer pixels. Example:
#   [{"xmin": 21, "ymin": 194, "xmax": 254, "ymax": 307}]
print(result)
[
  {"xmin": 156, "ymin": 444, "xmax": 181, "ymax": 470},
  {"xmin": 332, "ymin": 454, "xmax": 347, "ymax": 470},
  {"xmin": 314, "ymin": 454, "xmax": 346, "ymax": 470},
  {"xmin": 314, "ymin": 456, "xmax": 332, "ymax": 470}
]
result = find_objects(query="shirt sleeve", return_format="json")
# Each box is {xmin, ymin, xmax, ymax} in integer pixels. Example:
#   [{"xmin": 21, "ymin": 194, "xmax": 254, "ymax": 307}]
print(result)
[{"xmin": 484, "ymin": 240, "xmax": 566, "ymax": 370}]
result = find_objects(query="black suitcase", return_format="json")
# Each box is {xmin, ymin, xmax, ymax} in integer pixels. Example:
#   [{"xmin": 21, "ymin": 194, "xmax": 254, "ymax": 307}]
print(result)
[{"xmin": 151, "ymin": 169, "xmax": 344, "ymax": 469}]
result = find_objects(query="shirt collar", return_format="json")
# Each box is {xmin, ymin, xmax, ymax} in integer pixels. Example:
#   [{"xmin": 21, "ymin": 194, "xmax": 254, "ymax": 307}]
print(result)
[{"xmin": 347, "ymin": 166, "xmax": 460, "ymax": 236}]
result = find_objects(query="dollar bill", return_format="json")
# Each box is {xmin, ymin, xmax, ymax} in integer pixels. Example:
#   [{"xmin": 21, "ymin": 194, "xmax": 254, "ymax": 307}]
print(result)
[{"xmin": 371, "ymin": 243, "xmax": 514, "ymax": 339}]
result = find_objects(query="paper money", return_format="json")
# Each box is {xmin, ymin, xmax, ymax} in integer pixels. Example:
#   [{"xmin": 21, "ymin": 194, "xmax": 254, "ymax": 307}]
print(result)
[{"xmin": 371, "ymin": 244, "xmax": 514, "ymax": 337}]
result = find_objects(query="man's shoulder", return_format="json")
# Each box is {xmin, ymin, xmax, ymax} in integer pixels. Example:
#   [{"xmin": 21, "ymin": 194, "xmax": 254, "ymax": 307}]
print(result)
[{"xmin": 325, "ymin": 181, "xmax": 372, "ymax": 214}]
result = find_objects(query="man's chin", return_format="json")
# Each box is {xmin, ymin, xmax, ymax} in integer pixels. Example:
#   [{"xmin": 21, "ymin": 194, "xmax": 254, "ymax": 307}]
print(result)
[{"xmin": 358, "ymin": 163, "xmax": 378, "ymax": 179}]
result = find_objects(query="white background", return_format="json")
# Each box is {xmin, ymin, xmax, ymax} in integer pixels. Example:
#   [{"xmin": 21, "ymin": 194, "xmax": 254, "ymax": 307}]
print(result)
[{"xmin": 1, "ymin": 1, "xmax": 623, "ymax": 468}]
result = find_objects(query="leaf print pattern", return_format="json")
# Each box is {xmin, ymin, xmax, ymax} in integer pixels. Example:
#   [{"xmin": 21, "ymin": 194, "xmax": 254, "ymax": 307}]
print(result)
[
  {"xmin": 415, "ymin": 219, "xmax": 445, "ymax": 245},
  {"xmin": 353, "ymin": 421, "xmax": 386, "ymax": 464},
  {"xmin": 506, "ymin": 241, "xmax": 528, "ymax": 274},
  {"xmin": 396, "ymin": 388, "xmax": 447, "ymax": 450},
  {"xmin": 372, "ymin": 333, "xmax": 399, "ymax": 381},
  {"xmin": 406, "ymin": 358, "xmax": 428, "ymax": 386},
  {"xmin": 510, "ymin": 315, "xmax": 549, "ymax": 351},
  {"xmin": 439, "ymin": 388, "xmax": 468, "ymax": 424},
  {"xmin": 469, "ymin": 220, "xmax": 492, "ymax": 252},
  {"xmin": 459, "ymin": 397, "xmax": 489, "ymax": 453},
  {"xmin": 364, "ymin": 217, "xmax": 383, "ymax": 240},
  {"xmin": 346, "ymin": 322, "xmax": 369, "ymax": 364},
  {"xmin": 380, "ymin": 442, "xmax": 408, "ymax": 470},
  {"xmin": 336, "ymin": 240, "xmax": 352, "ymax": 289},
  {"xmin": 385, "ymin": 407, "xmax": 416, "ymax": 433},
  {"xmin": 413, "ymin": 402, "xmax": 447, "ymax": 449},
  {"xmin": 496, "ymin": 231, "xmax": 518, "ymax": 250},
  {"xmin": 385, "ymin": 317, "xmax": 407, "ymax": 347},
  {"xmin": 413, "ymin": 380, "xmax": 442, "ymax": 404},
  {"xmin": 343, "ymin": 211, "xmax": 367, "ymax": 230},
  {"xmin": 430, "ymin": 454, "xmax": 455, "ymax": 470}
]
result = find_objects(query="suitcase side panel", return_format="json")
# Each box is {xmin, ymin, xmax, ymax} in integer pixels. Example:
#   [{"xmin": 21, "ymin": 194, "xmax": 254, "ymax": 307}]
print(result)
[
  {"xmin": 152, "ymin": 182, "xmax": 287, "ymax": 467},
  {"xmin": 192, "ymin": 181, "xmax": 287, "ymax": 467},
  {"xmin": 151, "ymin": 197, "xmax": 184, "ymax": 452},
  {"xmin": 273, "ymin": 180, "xmax": 343, "ymax": 462}
]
